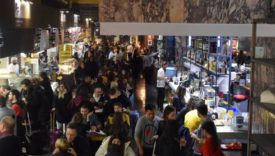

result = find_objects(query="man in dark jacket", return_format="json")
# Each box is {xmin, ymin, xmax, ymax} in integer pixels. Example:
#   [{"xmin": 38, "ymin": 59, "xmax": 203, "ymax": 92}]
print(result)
[
  {"xmin": 0, "ymin": 116, "xmax": 21, "ymax": 156},
  {"xmin": 85, "ymin": 56, "xmax": 99, "ymax": 79},
  {"xmin": 21, "ymin": 79, "xmax": 42, "ymax": 130}
]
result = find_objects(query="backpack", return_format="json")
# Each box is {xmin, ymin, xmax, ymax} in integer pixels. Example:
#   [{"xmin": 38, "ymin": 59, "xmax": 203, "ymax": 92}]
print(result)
[{"xmin": 178, "ymin": 125, "xmax": 192, "ymax": 154}]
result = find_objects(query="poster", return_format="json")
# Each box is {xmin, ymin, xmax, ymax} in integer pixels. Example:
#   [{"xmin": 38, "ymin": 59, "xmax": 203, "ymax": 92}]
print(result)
[{"xmin": 59, "ymin": 44, "xmax": 72, "ymax": 63}]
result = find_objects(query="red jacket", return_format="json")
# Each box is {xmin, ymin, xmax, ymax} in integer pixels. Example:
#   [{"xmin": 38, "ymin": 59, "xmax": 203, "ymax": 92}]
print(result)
[{"xmin": 201, "ymin": 137, "xmax": 222, "ymax": 156}]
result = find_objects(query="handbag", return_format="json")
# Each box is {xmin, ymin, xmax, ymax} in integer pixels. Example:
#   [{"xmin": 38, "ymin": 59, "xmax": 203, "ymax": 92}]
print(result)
[{"xmin": 50, "ymin": 111, "xmax": 64, "ymax": 149}]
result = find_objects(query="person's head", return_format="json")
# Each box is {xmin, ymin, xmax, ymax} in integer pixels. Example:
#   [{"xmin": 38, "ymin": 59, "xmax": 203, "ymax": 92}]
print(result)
[
  {"xmin": 71, "ymin": 112, "xmax": 83, "ymax": 124},
  {"xmin": 93, "ymin": 87, "xmax": 103, "ymax": 97},
  {"xmin": 107, "ymin": 135, "xmax": 124, "ymax": 156},
  {"xmin": 201, "ymin": 120, "xmax": 220, "ymax": 151},
  {"xmin": 79, "ymin": 60, "xmax": 85, "ymax": 69},
  {"xmin": 110, "ymin": 81, "xmax": 119, "ymax": 89},
  {"xmin": 11, "ymin": 57, "xmax": 17, "ymax": 65},
  {"xmin": 113, "ymin": 47, "xmax": 118, "ymax": 53},
  {"xmin": 80, "ymin": 103, "xmax": 92, "ymax": 119},
  {"xmin": 76, "ymin": 85, "xmax": 89, "ymax": 98},
  {"xmin": 97, "ymin": 76, "xmax": 103, "ymax": 84},
  {"xmin": 163, "ymin": 105, "xmax": 176, "ymax": 120},
  {"xmin": 114, "ymin": 103, "xmax": 123, "ymax": 113},
  {"xmin": 145, "ymin": 104, "xmax": 156, "ymax": 121},
  {"xmin": 0, "ymin": 85, "xmax": 11, "ymax": 97},
  {"xmin": 0, "ymin": 96, "xmax": 6, "ymax": 108},
  {"xmin": 176, "ymin": 86, "xmax": 186, "ymax": 103},
  {"xmin": 0, "ymin": 116, "xmax": 15, "ymax": 135},
  {"xmin": 66, "ymin": 123, "xmax": 78, "ymax": 143},
  {"xmin": 186, "ymin": 96, "xmax": 202, "ymax": 111},
  {"xmin": 39, "ymin": 72, "xmax": 49, "ymax": 82},
  {"xmin": 58, "ymin": 81, "xmax": 66, "ymax": 92},
  {"xmin": 196, "ymin": 103, "xmax": 208, "ymax": 119},
  {"xmin": 84, "ymin": 75, "xmax": 92, "ymax": 84},
  {"xmin": 21, "ymin": 79, "xmax": 32, "ymax": 91},
  {"xmin": 108, "ymin": 88, "xmax": 118, "ymax": 99},
  {"xmin": 55, "ymin": 138, "xmax": 70, "ymax": 152},
  {"xmin": 8, "ymin": 89, "xmax": 20, "ymax": 102},
  {"xmin": 162, "ymin": 61, "xmax": 168, "ymax": 69}
]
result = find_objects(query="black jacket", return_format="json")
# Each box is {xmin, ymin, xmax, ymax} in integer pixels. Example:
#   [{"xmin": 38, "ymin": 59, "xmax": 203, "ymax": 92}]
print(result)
[
  {"xmin": 116, "ymin": 91, "xmax": 131, "ymax": 109},
  {"xmin": 85, "ymin": 60, "xmax": 99, "ymax": 79},
  {"xmin": 40, "ymin": 80, "xmax": 54, "ymax": 106},
  {"xmin": 22, "ymin": 87, "xmax": 42, "ymax": 129},
  {"xmin": 54, "ymin": 91, "xmax": 72, "ymax": 123},
  {"xmin": 155, "ymin": 136, "xmax": 181, "ymax": 156},
  {"xmin": 0, "ymin": 135, "xmax": 21, "ymax": 156},
  {"xmin": 71, "ymin": 136, "xmax": 91, "ymax": 156}
]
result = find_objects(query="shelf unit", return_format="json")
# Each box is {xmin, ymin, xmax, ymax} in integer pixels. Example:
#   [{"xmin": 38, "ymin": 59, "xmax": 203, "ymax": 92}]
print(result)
[
  {"xmin": 248, "ymin": 18, "xmax": 275, "ymax": 156},
  {"xmin": 183, "ymin": 36, "xmax": 233, "ymax": 106}
]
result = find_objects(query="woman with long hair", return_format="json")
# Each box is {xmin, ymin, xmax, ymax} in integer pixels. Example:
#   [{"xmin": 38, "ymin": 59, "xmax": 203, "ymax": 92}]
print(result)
[
  {"xmin": 173, "ymin": 86, "xmax": 186, "ymax": 112},
  {"xmin": 8, "ymin": 89, "xmax": 24, "ymax": 140},
  {"xmin": 157, "ymin": 105, "xmax": 177, "ymax": 138},
  {"xmin": 53, "ymin": 82, "xmax": 72, "ymax": 130},
  {"xmin": 200, "ymin": 120, "xmax": 222, "ymax": 156}
]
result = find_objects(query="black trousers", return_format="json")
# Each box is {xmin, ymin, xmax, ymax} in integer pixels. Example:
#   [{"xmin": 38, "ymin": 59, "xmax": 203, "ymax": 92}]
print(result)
[
  {"xmin": 143, "ymin": 147, "xmax": 153, "ymax": 156},
  {"xmin": 157, "ymin": 87, "xmax": 165, "ymax": 111}
]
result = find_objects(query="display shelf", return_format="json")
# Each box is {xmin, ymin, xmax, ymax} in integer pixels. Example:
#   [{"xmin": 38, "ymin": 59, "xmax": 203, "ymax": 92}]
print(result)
[
  {"xmin": 189, "ymin": 49, "xmax": 230, "ymax": 58},
  {"xmin": 252, "ymin": 59, "xmax": 275, "ymax": 67},
  {"xmin": 251, "ymin": 134, "xmax": 275, "ymax": 155},
  {"xmin": 183, "ymin": 57, "xmax": 228, "ymax": 76},
  {"xmin": 253, "ymin": 98, "xmax": 275, "ymax": 114},
  {"xmin": 203, "ymin": 51, "xmax": 230, "ymax": 58}
]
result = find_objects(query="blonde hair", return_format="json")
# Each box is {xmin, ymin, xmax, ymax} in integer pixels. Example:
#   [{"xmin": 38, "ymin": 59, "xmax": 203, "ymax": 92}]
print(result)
[
  {"xmin": 0, "ymin": 116, "xmax": 15, "ymax": 132},
  {"xmin": 55, "ymin": 138, "xmax": 70, "ymax": 151}
]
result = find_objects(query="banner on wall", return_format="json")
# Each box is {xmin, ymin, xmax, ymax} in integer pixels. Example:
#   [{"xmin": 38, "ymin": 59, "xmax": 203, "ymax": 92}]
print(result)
[{"xmin": 59, "ymin": 44, "xmax": 72, "ymax": 63}]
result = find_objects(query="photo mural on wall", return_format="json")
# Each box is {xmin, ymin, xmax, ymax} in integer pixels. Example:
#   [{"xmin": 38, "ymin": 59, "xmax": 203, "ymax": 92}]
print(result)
[
  {"xmin": 99, "ymin": 0, "xmax": 271, "ymax": 23},
  {"xmin": 99, "ymin": 0, "xmax": 185, "ymax": 22}
]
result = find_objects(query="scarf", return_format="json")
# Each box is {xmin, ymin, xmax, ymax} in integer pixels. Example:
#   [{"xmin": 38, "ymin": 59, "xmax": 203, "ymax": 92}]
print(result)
[{"xmin": 57, "ymin": 89, "xmax": 67, "ymax": 99}]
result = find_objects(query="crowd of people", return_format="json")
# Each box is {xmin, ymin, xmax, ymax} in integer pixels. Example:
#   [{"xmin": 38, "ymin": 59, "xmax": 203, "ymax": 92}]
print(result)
[{"xmin": 0, "ymin": 41, "xmax": 223, "ymax": 156}]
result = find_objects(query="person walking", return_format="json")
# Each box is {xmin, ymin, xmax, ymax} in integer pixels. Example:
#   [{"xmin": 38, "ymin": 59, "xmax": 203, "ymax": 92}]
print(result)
[{"xmin": 156, "ymin": 62, "xmax": 168, "ymax": 112}]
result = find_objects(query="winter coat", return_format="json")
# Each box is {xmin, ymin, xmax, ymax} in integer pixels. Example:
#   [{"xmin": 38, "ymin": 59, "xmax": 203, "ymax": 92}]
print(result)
[{"xmin": 53, "ymin": 90, "xmax": 72, "ymax": 123}]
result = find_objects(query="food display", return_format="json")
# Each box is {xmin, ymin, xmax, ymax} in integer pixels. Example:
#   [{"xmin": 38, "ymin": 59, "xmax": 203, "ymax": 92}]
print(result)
[{"xmin": 222, "ymin": 142, "xmax": 242, "ymax": 150}]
